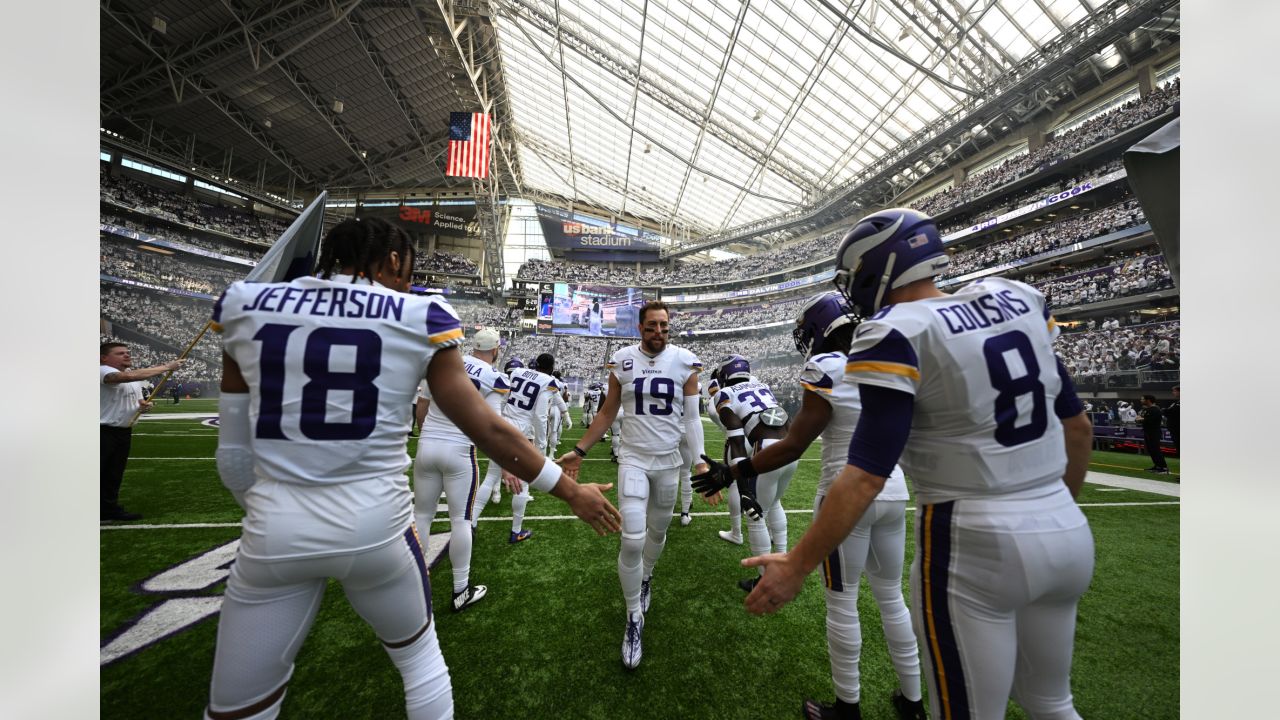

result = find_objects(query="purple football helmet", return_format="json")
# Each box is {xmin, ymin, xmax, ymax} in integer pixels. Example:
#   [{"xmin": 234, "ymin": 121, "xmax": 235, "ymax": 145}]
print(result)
[
  {"xmin": 833, "ymin": 208, "xmax": 949, "ymax": 316},
  {"xmin": 504, "ymin": 358, "xmax": 524, "ymax": 373},
  {"xmin": 715, "ymin": 354, "xmax": 751, "ymax": 384},
  {"xmin": 793, "ymin": 290, "xmax": 857, "ymax": 358}
]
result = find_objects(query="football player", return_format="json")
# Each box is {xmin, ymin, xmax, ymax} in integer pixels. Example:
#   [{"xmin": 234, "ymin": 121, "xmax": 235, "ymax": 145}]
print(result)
[
  {"xmin": 206, "ymin": 218, "xmax": 619, "ymax": 720},
  {"xmin": 742, "ymin": 208, "xmax": 1095, "ymax": 720},
  {"xmin": 705, "ymin": 355, "xmax": 798, "ymax": 592},
  {"xmin": 583, "ymin": 382, "xmax": 600, "ymax": 427},
  {"xmin": 473, "ymin": 357, "xmax": 527, "ymax": 511},
  {"xmin": 557, "ymin": 301, "xmax": 709, "ymax": 670},
  {"xmin": 413, "ymin": 327, "xmax": 506, "ymax": 613},
  {"xmin": 694, "ymin": 291, "xmax": 925, "ymax": 720},
  {"xmin": 545, "ymin": 370, "xmax": 572, "ymax": 457},
  {"xmin": 494, "ymin": 352, "xmax": 561, "ymax": 543},
  {"xmin": 702, "ymin": 368, "xmax": 745, "ymax": 545}
]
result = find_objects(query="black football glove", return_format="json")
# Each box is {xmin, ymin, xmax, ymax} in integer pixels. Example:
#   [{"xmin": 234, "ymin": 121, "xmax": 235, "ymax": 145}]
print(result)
[
  {"xmin": 691, "ymin": 454, "xmax": 765, "ymax": 520},
  {"xmin": 735, "ymin": 466, "xmax": 765, "ymax": 521},
  {"xmin": 691, "ymin": 454, "xmax": 733, "ymax": 497}
]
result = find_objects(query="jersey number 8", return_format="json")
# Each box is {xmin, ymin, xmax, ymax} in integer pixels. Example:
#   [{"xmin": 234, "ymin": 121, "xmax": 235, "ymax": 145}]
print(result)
[{"xmin": 982, "ymin": 330, "xmax": 1047, "ymax": 447}]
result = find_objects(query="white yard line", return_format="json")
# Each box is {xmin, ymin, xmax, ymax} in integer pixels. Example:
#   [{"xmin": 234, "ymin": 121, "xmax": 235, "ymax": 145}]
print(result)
[
  {"xmin": 101, "ymin": 500, "xmax": 1177, "ymax": 530},
  {"xmin": 1085, "ymin": 471, "xmax": 1180, "ymax": 497}
]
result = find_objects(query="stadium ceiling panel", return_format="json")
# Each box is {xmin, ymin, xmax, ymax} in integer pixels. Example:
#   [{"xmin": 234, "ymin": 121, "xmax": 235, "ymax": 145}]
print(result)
[{"xmin": 490, "ymin": 0, "xmax": 1091, "ymax": 234}]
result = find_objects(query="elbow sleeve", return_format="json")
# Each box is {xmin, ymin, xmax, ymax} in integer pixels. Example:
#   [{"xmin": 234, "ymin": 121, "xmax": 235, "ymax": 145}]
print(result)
[
  {"xmin": 684, "ymin": 395, "xmax": 705, "ymax": 460},
  {"xmin": 846, "ymin": 385, "xmax": 914, "ymax": 478}
]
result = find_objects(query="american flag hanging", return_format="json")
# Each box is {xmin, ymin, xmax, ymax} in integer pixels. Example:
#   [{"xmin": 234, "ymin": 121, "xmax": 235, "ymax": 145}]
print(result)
[{"xmin": 446, "ymin": 112, "xmax": 491, "ymax": 179}]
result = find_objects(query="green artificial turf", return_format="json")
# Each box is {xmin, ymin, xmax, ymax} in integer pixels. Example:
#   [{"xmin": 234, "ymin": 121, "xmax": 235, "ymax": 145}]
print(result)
[{"xmin": 102, "ymin": 411, "xmax": 1179, "ymax": 719}]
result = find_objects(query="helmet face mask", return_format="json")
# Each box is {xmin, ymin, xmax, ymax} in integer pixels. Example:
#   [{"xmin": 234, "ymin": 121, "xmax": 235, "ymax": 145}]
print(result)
[{"xmin": 833, "ymin": 208, "xmax": 949, "ymax": 316}]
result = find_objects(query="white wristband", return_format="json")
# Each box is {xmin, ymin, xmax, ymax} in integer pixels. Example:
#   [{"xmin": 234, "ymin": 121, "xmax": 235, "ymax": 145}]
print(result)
[
  {"xmin": 530, "ymin": 456, "xmax": 563, "ymax": 493},
  {"xmin": 725, "ymin": 428, "xmax": 745, "ymax": 438},
  {"xmin": 730, "ymin": 457, "xmax": 746, "ymax": 466}
]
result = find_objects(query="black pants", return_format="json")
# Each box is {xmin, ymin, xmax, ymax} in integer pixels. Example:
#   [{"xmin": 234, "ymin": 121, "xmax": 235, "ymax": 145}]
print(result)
[
  {"xmin": 1144, "ymin": 432, "xmax": 1167, "ymax": 469},
  {"xmin": 101, "ymin": 425, "xmax": 133, "ymax": 512}
]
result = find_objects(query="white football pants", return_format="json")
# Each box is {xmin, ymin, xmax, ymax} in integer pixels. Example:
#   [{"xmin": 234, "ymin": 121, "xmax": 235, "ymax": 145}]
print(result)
[
  {"xmin": 745, "ymin": 439, "xmax": 797, "ymax": 568},
  {"xmin": 414, "ymin": 442, "xmax": 479, "ymax": 594},
  {"xmin": 912, "ymin": 487, "xmax": 1094, "ymax": 720},
  {"xmin": 617, "ymin": 462, "xmax": 679, "ymax": 616},
  {"xmin": 207, "ymin": 526, "xmax": 452, "ymax": 720},
  {"xmin": 815, "ymin": 495, "xmax": 922, "ymax": 705}
]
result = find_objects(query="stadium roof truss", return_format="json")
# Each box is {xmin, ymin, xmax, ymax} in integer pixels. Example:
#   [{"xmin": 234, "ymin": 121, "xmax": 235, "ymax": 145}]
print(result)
[
  {"xmin": 490, "ymin": 0, "xmax": 1144, "ymax": 240},
  {"xmin": 100, "ymin": 0, "xmax": 1178, "ymax": 262}
]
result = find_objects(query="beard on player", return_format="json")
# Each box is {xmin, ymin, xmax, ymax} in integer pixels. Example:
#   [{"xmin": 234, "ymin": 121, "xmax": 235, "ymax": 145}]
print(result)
[{"xmin": 639, "ymin": 319, "xmax": 669, "ymax": 355}]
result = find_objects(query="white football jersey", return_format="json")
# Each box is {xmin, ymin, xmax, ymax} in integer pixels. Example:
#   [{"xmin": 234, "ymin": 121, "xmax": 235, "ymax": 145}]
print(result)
[
  {"xmin": 585, "ymin": 388, "xmax": 601, "ymax": 409},
  {"xmin": 505, "ymin": 367, "xmax": 559, "ymax": 439},
  {"xmin": 798, "ymin": 352, "xmax": 907, "ymax": 500},
  {"xmin": 844, "ymin": 277, "xmax": 1066, "ymax": 504},
  {"xmin": 607, "ymin": 344, "xmax": 702, "ymax": 458},
  {"xmin": 213, "ymin": 274, "xmax": 463, "ymax": 485},
  {"xmin": 714, "ymin": 380, "xmax": 785, "ymax": 437},
  {"xmin": 419, "ymin": 354, "xmax": 509, "ymax": 446}
]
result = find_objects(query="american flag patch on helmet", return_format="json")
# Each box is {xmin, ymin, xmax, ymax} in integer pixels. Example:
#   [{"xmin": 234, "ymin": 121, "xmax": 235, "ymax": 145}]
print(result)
[{"xmin": 908, "ymin": 233, "xmax": 930, "ymax": 248}]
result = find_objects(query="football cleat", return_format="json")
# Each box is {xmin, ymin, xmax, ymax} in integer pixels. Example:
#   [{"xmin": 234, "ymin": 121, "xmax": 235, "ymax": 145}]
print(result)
[
  {"xmin": 717, "ymin": 530, "xmax": 744, "ymax": 545},
  {"xmin": 802, "ymin": 698, "xmax": 862, "ymax": 720},
  {"xmin": 451, "ymin": 584, "xmax": 488, "ymax": 613},
  {"xmin": 621, "ymin": 613, "xmax": 644, "ymax": 670},
  {"xmin": 679, "ymin": 512, "xmax": 691, "ymax": 527},
  {"xmin": 640, "ymin": 577, "xmax": 652, "ymax": 614},
  {"xmin": 890, "ymin": 690, "xmax": 925, "ymax": 720},
  {"xmin": 509, "ymin": 529, "xmax": 533, "ymax": 544},
  {"xmin": 737, "ymin": 576, "xmax": 760, "ymax": 593}
]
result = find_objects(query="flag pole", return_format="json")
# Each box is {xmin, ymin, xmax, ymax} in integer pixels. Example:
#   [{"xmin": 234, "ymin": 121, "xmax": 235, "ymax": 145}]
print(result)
[{"xmin": 126, "ymin": 319, "xmax": 214, "ymax": 427}]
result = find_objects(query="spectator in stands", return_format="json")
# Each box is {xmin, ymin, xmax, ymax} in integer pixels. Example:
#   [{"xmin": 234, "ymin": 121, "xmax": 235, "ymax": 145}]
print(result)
[
  {"xmin": 1139, "ymin": 395, "xmax": 1169, "ymax": 474},
  {"xmin": 101, "ymin": 342, "xmax": 183, "ymax": 521}
]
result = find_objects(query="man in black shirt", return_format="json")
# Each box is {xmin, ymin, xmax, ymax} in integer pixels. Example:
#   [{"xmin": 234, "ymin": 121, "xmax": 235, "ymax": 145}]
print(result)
[
  {"xmin": 1140, "ymin": 394, "xmax": 1169, "ymax": 473},
  {"xmin": 1165, "ymin": 386, "xmax": 1180, "ymax": 453}
]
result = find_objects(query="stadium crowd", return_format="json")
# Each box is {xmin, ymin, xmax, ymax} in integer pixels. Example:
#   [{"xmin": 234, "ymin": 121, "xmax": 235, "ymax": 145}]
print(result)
[
  {"xmin": 1055, "ymin": 318, "xmax": 1180, "ymax": 377},
  {"xmin": 935, "ymin": 157, "xmax": 1126, "ymax": 236},
  {"xmin": 102, "ymin": 213, "xmax": 267, "ymax": 262},
  {"xmin": 415, "ymin": 250, "xmax": 479, "ymax": 276},
  {"xmin": 674, "ymin": 296, "xmax": 809, "ymax": 331},
  {"xmin": 100, "ymin": 286, "xmax": 222, "ymax": 364},
  {"xmin": 913, "ymin": 79, "xmax": 1179, "ymax": 217},
  {"xmin": 1035, "ymin": 253, "xmax": 1173, "ymax": 308},
  {"xmin": 101, "ymin": 166, "xmax": 294, "ymax": 243},
  {"xmin": 942, "ymin": 199, "xmax": 1146, "ymax": 278},
  {"xmin": 101, "ymin": 237, "xmax": 244, "ymax": 295}
]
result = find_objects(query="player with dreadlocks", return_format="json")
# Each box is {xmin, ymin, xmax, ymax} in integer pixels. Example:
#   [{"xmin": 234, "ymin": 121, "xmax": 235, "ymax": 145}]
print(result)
[{"xmin": 205, "ymin": 216, "xmax": 621, "ymax": 720}]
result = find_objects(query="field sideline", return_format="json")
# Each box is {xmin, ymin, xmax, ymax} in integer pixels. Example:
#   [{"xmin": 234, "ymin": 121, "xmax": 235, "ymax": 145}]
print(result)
[{"xmin": 102, "ymin": 403, "xmax": 1179, "ymax": 718}]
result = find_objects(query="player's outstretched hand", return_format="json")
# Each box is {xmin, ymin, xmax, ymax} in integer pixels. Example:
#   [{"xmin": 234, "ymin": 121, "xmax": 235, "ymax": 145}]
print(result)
[
  {"xmin": 691, "ymin": 454, "xmax": 732, "ymax": 497},
  {"xmin": 555, "ymin": 451, "xmax": 583, "ymax": 480},
  {"xmin": 565, "ymin": 482, "xmax": 621, "ymax": 536},
  {"xmin": 741, "ymin": 552, "xmax": 804, "ymax": 615},
  {"xmin": 737, "ymin": 472, "xmax": 765, "ymax": 521}
]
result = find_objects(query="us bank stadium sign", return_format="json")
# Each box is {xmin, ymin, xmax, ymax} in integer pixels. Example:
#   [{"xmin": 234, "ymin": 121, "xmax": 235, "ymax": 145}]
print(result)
[{"xmin": 534, "ymin": 204, "xmax": 662, "ymax": 261}]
